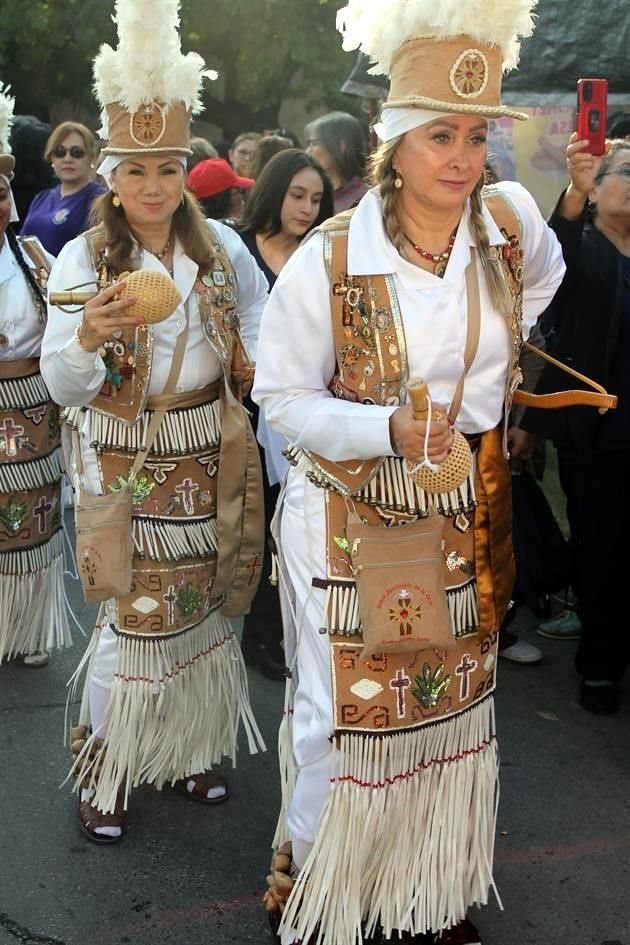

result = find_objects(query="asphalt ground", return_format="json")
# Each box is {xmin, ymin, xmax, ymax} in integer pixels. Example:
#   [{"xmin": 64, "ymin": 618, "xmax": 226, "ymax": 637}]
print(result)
[{"xmin": 1, "ymin": 519, "xmax": 629, "ymax": 945}]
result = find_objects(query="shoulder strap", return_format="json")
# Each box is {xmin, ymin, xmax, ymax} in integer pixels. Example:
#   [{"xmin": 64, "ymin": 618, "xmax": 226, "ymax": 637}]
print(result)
[
  {"xmin": 483, "ymin": 187, "xmax": 521, "ymax": 241},
  {"xmin": 19, "ymin": 236, "xmax": 51, "ymax": 275},
  {"xmin": 448, "ymin": 251, "xmax": 481, "ymax": 421},
  {"xmin": 82, "ymin": 223, "xmax": 108, "ymax": 273}
]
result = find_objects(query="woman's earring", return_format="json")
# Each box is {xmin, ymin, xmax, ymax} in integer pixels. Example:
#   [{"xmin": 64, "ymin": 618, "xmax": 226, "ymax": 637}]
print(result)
[
  {"xmin": 394, "ymin": 174, "xmax": 403, "ymax": 190},
  {"xmin": 112, "ymin": 193, "xmax": 121, "ymax": 207}
]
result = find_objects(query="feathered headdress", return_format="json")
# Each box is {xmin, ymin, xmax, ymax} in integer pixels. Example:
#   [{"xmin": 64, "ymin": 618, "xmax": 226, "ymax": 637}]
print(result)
[
  {"xmin": 94, "ymin": 0, "xmax": 211, "ymax": 155},
  {"xmin": 337, "ymin": 0, "xmax": 538, "ymax": 122},
  {"xmin": 0, "ymin": 81, "xmax": 16, "ymax": 178}
]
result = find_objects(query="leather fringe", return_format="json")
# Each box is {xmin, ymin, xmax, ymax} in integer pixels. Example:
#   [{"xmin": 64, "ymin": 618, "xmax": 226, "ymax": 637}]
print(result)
[
  {"xmin": 285, "ymin": 447, "xmax": 477, "ymax": 516},
  {"xmin": 279, "ymin": 697, "xmax": 499, "ymax": 945}
]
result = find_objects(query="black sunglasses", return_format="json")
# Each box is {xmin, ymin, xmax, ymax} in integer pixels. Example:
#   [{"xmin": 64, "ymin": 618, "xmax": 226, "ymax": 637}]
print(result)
[{"xmin": 52, "ymin": 145, "xmax": 86, "ymax": 160}]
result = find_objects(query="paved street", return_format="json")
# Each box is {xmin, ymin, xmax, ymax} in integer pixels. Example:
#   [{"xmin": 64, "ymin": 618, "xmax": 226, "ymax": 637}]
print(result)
[{"xmin": 1, "ymin": 568, "xmax": 629, "ymax": 945}]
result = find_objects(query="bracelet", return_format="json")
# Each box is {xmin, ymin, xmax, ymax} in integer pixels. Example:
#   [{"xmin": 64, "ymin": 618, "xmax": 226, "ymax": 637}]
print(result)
[{"xmin": 73, "ymin": 322, "xmax": 91, "ymax": 352}]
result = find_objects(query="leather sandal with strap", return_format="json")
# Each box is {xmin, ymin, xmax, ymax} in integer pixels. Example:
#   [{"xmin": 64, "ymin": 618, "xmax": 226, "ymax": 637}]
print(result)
[
  {"xmin": 78, "ymin": 792, "xmax": 126, "ymax": 845},
  {"xmin": 172, "ymin": 770, "xmax": 228, "ymax": 805}
]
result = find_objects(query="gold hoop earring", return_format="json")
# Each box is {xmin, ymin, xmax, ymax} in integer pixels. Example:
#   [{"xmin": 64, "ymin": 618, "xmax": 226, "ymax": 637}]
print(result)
[
  {"xmin": 112, "ymin": 193, "xmax": 121, "ymax": 208},
  {"xmin": 394, "ymin": 174, "xmax": 403, "ymax": 190}
]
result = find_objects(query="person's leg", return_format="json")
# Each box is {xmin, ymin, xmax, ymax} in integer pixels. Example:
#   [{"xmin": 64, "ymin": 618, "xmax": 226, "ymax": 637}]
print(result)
[
  {"xmin": 77, "ymin": 624, "xmax": 126, "ymax": 841},
  {"xmin": 242, "ymin": 461, "xmax": 285, "ymax": 678},
  {"xmin": 575, "ymin": 451, "xmax": 630, "ymax": 711}
]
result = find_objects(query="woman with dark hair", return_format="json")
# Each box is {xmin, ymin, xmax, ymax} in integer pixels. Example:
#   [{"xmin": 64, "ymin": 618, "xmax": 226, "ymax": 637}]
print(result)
[
  {"xmin": 249, "ymin": 134, "xmax": 292, "ymax": 180},
  {"xmin": 239, "ymin": 149, "xmax": 333, "ymax": 288},
  {"xmin": 21, "ymin": 121, "xmax": 105, "ymax": 255},
  {"xmin": 237, "ymin": 149, "xmax": 334, "ymax": 680},
  {"xmin": 8, "ymin": 115, "xmax": 55, "ymax": 221},
  {"xmin": 305, "ymin": 110, "xmax": 368, "ymax": 212}
]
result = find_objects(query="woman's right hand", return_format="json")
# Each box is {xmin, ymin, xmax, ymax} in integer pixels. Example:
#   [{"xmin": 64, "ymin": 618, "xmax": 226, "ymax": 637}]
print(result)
[
  {"xmin": 566, "ymin": 132, "xmax": 608, "ymax": 198},
  {"xmin": 76, "ymin": 280, "xmax": 142, "ymax": 353},
  {"xmin": 389, "ymin": 404, "xmax": 453, "ymax": 465}
]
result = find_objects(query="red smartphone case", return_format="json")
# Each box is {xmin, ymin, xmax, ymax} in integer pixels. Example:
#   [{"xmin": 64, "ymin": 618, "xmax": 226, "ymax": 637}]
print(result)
[{"xmin": 576, "ymin": 78, "xmax": 608, "ymax": 156}]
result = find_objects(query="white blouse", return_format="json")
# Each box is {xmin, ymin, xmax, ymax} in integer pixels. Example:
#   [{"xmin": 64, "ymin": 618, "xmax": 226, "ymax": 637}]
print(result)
[
  {"xmin": 252, "ymin": 182, "xmax": 565, "ymax": 461},
  {"xmin": 41, "ymin": 220, "xmax": 268, "ymax": 408},
  {"xmin": 0, "ymin": 237, "xmax": 53, "ymax": 360}
]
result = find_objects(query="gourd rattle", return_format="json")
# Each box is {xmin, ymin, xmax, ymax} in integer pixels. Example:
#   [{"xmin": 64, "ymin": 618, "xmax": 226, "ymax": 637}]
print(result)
[
  {"xmin": 49, "ymin": 268, "xmax": 181, "ymax": 324},
  {"xmin": 405, "ymin": 377, "xmax": 472, "ymax": 494}
]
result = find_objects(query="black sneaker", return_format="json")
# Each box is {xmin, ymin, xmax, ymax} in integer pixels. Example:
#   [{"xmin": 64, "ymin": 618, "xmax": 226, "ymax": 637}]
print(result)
[
  {"xmin": 580, "ymin": 681, "xmax": 619, "ymax": 715},
  {"xmin": 435, "ymin": 918, "xmax": 482, "ymax": 945}
]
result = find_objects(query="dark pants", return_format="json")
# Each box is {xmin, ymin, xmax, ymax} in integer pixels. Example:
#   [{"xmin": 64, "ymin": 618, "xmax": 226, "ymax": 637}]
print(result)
[
  {"xmin": 242, "ymin": 394, "xmax": 283, "ymax": 659},
  {"xmin": 568, "ymin": 449, "xmax": 630, "ymax": 682},
  {"xmin": 556, "ymin": 449, "xmax": 588, "ymax": 596}
]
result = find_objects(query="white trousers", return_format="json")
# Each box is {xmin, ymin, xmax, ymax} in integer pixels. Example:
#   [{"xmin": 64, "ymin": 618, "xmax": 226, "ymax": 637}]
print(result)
[{"xmin": 281, "ymin": 466, "xmax": 335, "ymax": 845}]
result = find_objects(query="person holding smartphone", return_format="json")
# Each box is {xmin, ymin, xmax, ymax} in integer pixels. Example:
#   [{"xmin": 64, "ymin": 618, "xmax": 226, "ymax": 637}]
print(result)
[{"xmin": 524, "ymin": 130, "xmax": 630, "ymax": 714}]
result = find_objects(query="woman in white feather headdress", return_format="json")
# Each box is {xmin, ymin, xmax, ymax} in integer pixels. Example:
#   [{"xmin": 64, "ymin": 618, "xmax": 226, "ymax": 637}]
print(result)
[
  {"xmin": 0, "ymin": 81, "xmax": 72, "ymax": 668},
  {"xmin": 253, "ymin": 2, "xmax": 566, "ymax": 944},
  {"xmin": 40, "ymin": 0, "xmax": 268, "ymax": 844}
]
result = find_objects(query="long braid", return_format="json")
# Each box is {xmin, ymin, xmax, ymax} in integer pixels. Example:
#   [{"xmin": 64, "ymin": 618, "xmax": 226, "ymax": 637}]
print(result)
[
  {"xmin": 369, "ymin": 138, "xmax": 405, "ymax": 256},
  {"xmin": 469, "ymin": 180, "xmax": 512, "ymax": 315},
  {"xmin": 6, "ymin": 226, "xmax": 47, "ymax": 324}
]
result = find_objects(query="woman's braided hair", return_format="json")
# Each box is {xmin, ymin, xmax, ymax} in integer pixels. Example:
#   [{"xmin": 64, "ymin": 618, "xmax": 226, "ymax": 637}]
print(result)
[
  {"xmin": 6, "ymin": 226, "xmax": 47, "ymax": 324},
  {"xmin": 370, "ymin": 138, "xmax": 512, "ymax": 315},
  {"xmin": 468, "ymin": 178, "xmax": 513, "ymax": 314},
  {"xmin": 368, "ymin": 137, "xmax": 405, "ymax": 256}
]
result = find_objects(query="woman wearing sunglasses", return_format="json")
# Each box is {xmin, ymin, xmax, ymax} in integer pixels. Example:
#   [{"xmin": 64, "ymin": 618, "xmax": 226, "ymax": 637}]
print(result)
[{"xmin": 21, "ymin": 122, "xmax": 105, "ymax": 255}]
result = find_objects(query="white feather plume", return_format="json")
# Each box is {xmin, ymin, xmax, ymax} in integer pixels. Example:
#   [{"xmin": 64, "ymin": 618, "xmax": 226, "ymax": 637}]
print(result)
[
  {"xmin": 0, "ymin": 81, "xmax": 15, "ymax": 154},
  {"xmin": 337, "ymin": 0, "xmax": 538, "ymax": 74},
  {"xmin": 94, "ymin": 0, "xmax": 208, "ymax": 124}
]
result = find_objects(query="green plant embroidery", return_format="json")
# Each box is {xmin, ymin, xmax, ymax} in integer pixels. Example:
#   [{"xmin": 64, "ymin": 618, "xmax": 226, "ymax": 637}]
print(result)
[
  {"xmin": 411, "ymin": 662, "xmax": 452, "ymax": 709},
  {"xmin": 334, "ymin": 535, "xmax": 350, "ymax": 554},
  {"xmin": 176, "ymin": 581, "xmax": 204, "ymax": 618},
  {"xmin": 48, "ymin": 403, "xmax": 60, "ymax": 440},
  {"xmin": 109, "ymin": 472, "xmax": 156, "ymax": 505},
  {"xmin": 0, "ymin": 497, "xmax": 29, "ymax": 533},
  {"xmin": 102, "ymin": 349, "xmax": 123, "ymax": 389}
]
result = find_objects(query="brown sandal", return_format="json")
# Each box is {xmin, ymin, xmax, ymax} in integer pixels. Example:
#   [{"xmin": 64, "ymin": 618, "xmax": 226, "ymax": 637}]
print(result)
[
  {"xmin": 78, "ymin": 793, "xmax": 127, "ymax": 845},
  {"xmin": 173, "ymin": 770, "xmax": 228, "ymax": 805}
]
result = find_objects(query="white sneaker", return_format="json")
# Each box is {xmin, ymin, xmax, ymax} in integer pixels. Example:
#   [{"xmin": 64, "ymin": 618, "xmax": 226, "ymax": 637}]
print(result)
[
  {"xmin": 499, "ymin": 638, "xmax": 543, "ymax": 664},
  {"xmin": 22, "ymin": 650, "xmax": 50, "ymax": 667}
]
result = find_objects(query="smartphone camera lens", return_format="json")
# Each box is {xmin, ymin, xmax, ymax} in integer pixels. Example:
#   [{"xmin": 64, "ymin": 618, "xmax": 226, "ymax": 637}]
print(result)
[{"xmin": 583, "ymin": 81, "xmax": 593, "ymax": 101}]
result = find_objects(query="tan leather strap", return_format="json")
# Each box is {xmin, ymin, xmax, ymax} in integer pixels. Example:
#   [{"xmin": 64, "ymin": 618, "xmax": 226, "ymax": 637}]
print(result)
[
  {"xmin": 75, "ymin": 319, "xmax": 189, "ymax": 479},
  {"xmin": 0, "ymin": 357, "xmax": 39, "ymax": 379},
  {"xmin": 146, "ymin": 379, "xmax": 220, "ymax": 412},
  {"xmin": 448, "ymin": 249, "xmax": 481, "ymax": 422},
  {"xmin": 512, "ymin": 341, "xmax": 618, "ymax": 413},
  {"xmin": 130, "ymin": 319, "xmax": 189, "ymax": 476}
]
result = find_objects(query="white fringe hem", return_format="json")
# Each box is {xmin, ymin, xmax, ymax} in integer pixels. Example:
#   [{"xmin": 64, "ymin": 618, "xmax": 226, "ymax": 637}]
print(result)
[
  {"xmin": 279, "ymin": 697, "xmax": 499, "ymax": 945},
  {"xmin": 0, "ymin": 544, "xmax": 73, "ymax": 660},
  {"xmin": 69, "ymin": 610, "xmax": 266, "ymax": 812}
]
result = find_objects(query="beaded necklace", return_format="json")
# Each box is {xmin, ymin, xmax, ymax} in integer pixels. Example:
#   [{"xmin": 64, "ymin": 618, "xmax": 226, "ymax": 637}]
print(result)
[{"xmin": 403, "ymin": 227, "xmax": 457, "ymax": 278}]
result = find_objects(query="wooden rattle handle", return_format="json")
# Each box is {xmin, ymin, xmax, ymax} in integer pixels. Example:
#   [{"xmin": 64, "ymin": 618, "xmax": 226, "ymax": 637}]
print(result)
[{"xmin": 407, "ymin": 378, "xmax": 430, "ymax": 421}]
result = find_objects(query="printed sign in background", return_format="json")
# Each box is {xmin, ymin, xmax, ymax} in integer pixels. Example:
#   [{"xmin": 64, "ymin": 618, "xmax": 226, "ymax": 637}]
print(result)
[
  {"xmin": 488, "ymin": 107, "xmax": 575, "ymax": 215},
  {"xmin": 488, "ymin": 105, "xmax": 630, "ymax": 216}
]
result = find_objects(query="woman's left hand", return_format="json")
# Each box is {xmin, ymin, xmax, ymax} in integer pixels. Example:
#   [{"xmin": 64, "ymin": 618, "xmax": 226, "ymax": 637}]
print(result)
[
  {"xmin": 507, "ymin": 426, "xmax": 537, "ymax": 460},
  {"xmin": 389, "ymin": 403, "xmax": 454, "ymax": 464}
]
